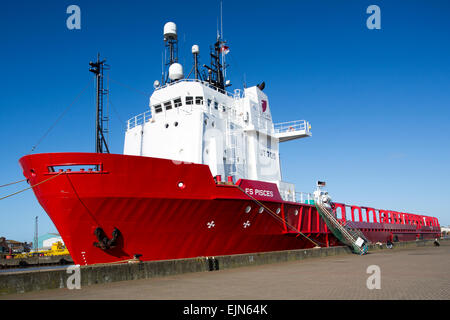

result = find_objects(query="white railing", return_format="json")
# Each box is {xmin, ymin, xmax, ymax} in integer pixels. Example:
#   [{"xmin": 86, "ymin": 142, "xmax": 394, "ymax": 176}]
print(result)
[
  {"xmin": 127, "ymin": 110, "xmax": 152, "ymax": 130},
  {"xmin": 274, "ymin": 120, "xmax": 308, "ymax": 133},
  {"xmin": 295, "ymin": 192, "xmax": 314, "ymax": 204},
  {"xmin": 155, "ymin": 79, "xmax": 235, "ymax": 98}
]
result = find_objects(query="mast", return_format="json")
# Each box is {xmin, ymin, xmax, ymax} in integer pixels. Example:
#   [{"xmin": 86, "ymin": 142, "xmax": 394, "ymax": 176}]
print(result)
[
  {"xmin": 202, "ymin": 1, "xmax": 228, "ymax": 91},
  {"xmin": 163, "ymin": 22, "xmax": 180, "ymax": 84},
  {"xmin": 89, "ymin": 53, "xmax": 110, "ymax": 154}
]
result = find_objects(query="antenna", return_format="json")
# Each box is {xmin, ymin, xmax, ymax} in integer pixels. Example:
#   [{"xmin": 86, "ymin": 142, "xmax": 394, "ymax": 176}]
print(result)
[
  {"xmin": 220, "ymin": 0, "xmax": 223, "ymax": 40},
  {"xmin": 192, "ymin": 45, "xmax": 201, "ymax": 80},
  {"xmin": 161, "ymin": 51, "xmax": 164, "ymax": 85},
  {"xmin": 34, "ymin": 216, "xmax": 38, "ymax": 252},
  {"xmin": 219, "ymin": 0, "xmax": 229, "ymax": 84},
  {"xmin": 89, "ymin": 53, "xmax": 110, "ymax": 154},
  {"xmin": 163, "ymin": 22, "xmax": 183, "ymax": 84}
]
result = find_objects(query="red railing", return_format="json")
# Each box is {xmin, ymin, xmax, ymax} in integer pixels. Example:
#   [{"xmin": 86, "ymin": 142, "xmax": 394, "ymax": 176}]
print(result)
[{"xmin": 332, "ymin": 203, "xmax": 440, "ymax": 229}]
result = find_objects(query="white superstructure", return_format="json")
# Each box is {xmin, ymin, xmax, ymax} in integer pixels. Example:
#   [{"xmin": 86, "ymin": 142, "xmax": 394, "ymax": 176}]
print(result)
[{"xmin": 124, "ymin": 22, "xmax": 312, "ymax": 201}]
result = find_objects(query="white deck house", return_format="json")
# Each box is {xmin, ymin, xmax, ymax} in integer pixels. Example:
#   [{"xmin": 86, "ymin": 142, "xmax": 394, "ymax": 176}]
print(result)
[
  {"xmin": 123, "ymin": 22, "xmax": 312, "ymax": 202},
  {"xmin": 124, "ymin": 79, "xmax": 311, "ymax": 202}
]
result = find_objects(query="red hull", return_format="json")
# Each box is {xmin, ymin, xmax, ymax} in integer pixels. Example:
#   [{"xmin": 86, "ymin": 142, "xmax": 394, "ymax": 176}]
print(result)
[{"xmin": 19, "ymin": 153, "xmax": 441, "ymax": 265}]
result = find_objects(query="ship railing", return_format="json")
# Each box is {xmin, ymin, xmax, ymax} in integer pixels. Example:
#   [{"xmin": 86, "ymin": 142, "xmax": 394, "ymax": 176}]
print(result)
[
  {"xmin": 274, "ymin": 120, "xmax": 308, "ymax": 134},
  {"xmin": 155, "ymin": 78, "xmax": 235, "ymax": 98},
  {"xmin": 295, "ymin": 192, "xmax": 315, "ymax": 204},
  {"xmin": 127, "ymin": 110, "xmax": 152, "ymax": 130},
  {"xmin": 329, "ymin": 203, "xmax": 441, "ymax": 229},
  {"xmin": 247, "ymin": 114, "xmax": 274, "ymax": 134}
]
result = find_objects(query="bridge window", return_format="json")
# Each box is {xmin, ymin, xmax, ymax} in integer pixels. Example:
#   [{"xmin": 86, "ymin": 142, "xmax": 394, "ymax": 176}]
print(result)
[
  {"xmin": 174, "ymin": 98, "xmax": 182, "ymax": 108},
  {"xmin": 164, "ymin": 101, "xmax": 172, "ymax": 111},
  {"xmin": 195, "ymin": 96, "xmax": 203, "ymax": 105},
  {"xmin": 154, "ymin": 104, "xmax": 162, "ymax": 113},
  {"xmin": 186, "ymin": 96, "xmax": 193, "ymax": 105}
]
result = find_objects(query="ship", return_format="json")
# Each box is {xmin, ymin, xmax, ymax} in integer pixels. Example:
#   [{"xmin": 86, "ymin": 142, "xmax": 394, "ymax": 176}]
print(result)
[{"xmin": 19, "ymin": 22, "xmax": 441, "ymax": 265}]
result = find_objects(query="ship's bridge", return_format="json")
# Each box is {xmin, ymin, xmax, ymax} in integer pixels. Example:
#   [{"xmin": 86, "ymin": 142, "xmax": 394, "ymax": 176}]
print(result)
[{"xmin": 124, "ymin": 78, "xmax": 312, "ymax": 202}]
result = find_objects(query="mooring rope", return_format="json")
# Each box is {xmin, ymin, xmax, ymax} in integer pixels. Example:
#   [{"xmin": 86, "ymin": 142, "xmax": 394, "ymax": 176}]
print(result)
[
  {"xmin": 30, "ymin": 79, "xmax": 93, "ymax": 153},
  {"xmin": 0, "ymin": 172, "xmax": 65, "ymax": 201},
  {"xmin": 0, "ymin": 179, "xmax": 27, "ymax": 188}
]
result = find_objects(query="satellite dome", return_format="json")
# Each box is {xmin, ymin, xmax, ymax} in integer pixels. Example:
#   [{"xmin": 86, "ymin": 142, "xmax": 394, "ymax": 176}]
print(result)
[
  {"xmin": 168, "ymin": 63, "xmax": 184, "ymax": 80},
  {"xmin": 164, "ymin": 22, "xmax": 177, "ymax": 40}
]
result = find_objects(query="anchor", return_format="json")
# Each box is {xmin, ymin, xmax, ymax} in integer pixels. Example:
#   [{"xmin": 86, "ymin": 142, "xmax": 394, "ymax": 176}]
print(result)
[{"xmin": 93, "ymin": 227, "xmax": 121, "ymax": 250}]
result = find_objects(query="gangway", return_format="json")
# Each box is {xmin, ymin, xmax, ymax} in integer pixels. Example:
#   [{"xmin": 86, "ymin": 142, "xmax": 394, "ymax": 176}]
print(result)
[{"xmin": 313, "ymin": 182, "xmax": 369, "ymax": 254}]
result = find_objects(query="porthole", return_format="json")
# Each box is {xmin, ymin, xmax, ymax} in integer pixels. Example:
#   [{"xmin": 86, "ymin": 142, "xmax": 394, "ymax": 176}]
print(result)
[
  {"xmin": 165, "ymin": 123, "xmax": 169, "ymax": 128},
  {"xmin": 276, "ymin": 208, "xmax": 281, "ymax": 214},
  {"xmin": 258, "ymin": 207, "xmax": 264, "ymax": 214},
  {"xmin": 294, "ymin": 209, "xmax": 299, "ymax": 216},
  {"xmin": 174, "ymin": 121, "xmax": 179, "ymax": 127},
  {"xmin": 177, "ymin": 181, "xmax": 185, "ymax": 189},
  {"xmin": 245, "ymin": 206, "xmax": 251, "ymax": 213}
]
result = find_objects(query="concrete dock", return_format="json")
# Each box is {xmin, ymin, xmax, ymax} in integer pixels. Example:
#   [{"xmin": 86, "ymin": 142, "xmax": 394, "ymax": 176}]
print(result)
[{"xmin": 1, "ymin": 240, "xmax": 449, "ymax": 300}]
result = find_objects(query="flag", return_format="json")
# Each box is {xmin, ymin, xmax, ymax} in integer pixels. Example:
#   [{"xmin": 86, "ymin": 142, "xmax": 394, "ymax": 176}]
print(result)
[{"xmin": 221, "ymin": 45, "xmax": 229, "ymax": 55}]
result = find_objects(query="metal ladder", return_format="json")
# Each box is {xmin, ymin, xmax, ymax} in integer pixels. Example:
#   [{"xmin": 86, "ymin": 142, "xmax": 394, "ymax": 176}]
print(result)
[
  {"xmin": 225, "ymin": 102, "xmax": 237, "ymax": 177},
  {"xmin": 314, "ymin": 193, "xmax": 369, "ymax": 255}
]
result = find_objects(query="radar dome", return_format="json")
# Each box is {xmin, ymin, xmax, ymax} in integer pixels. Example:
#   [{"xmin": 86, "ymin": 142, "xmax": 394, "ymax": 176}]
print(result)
[
  {"xmin": 168, "ymin": 63, "xmax": 184, "ymax": 80},
  {"xmin": 192, "ymin": 45, "xmax": 199, "ymax": 54},
  {"xmin": 164, "ymin": 22, "xmax": 177, "ymax": 40}
]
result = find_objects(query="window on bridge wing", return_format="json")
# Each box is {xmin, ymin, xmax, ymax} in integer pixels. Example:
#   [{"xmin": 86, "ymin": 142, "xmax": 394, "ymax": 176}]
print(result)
[
  {"xmin": 214, "ymin": 101, "xmax": 219, "ymax": 110},
  {"xmin": 154, "ymin": 104, "xmax": 162, "ymax": 113},
  {"xmin": 164, "ymin": 101, "xmax": 172, "ymax": 111},
  {"xmin": 174, "ymin": 98, "xmax": 182, "ymax": 108},
  {"xmin": 195, "ymin": 96, "xmax": 203, "ymax": 105},
  {"xmin": 186, "ymin": 96, "xmax": 193, "ymax": 105},
  {"xmin": 207, "ymin": 99, "xmax": 212, "ymax": 107}
]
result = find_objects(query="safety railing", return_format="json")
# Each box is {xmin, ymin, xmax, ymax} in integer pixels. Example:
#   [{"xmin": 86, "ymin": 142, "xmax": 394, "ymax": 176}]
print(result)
[
  {"xmin": 127, "ymin": 110, "xmax": 152, "ymax": 130},
  {"xmin": 295, "ymin": 192, "xmax": 315, "ymax": 204},
  {"xmin": 331, "ymin": 203, "xmax": 440, "ymax": 229},
  {"xmin": 154, "ymin": 79, "xmax": 235, "ymax": 98},
  {"xmin": 274, "ymin": 120, "xmax": 309, "ymax": 134}
]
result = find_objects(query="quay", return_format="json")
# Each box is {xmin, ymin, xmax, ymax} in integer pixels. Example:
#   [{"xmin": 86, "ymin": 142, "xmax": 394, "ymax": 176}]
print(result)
[
  {"xmin": 1, "ymin": 239, "xmax": 448, "ymax": 299},
  {"xmin": 0, "ymin": 255, "xmax": 73, "ymax": 269}
]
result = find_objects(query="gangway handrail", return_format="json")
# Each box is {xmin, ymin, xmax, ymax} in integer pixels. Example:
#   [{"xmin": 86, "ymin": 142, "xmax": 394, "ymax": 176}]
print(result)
[{"xmin": 314, "ymin": 192, "xmax": 369, "ymax": 255}]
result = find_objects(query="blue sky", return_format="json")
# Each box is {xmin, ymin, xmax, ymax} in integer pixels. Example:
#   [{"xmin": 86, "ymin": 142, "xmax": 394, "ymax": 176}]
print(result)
[{"xmin": 1, "ymin": 0, "xmax": 449, "ymax": 242}]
